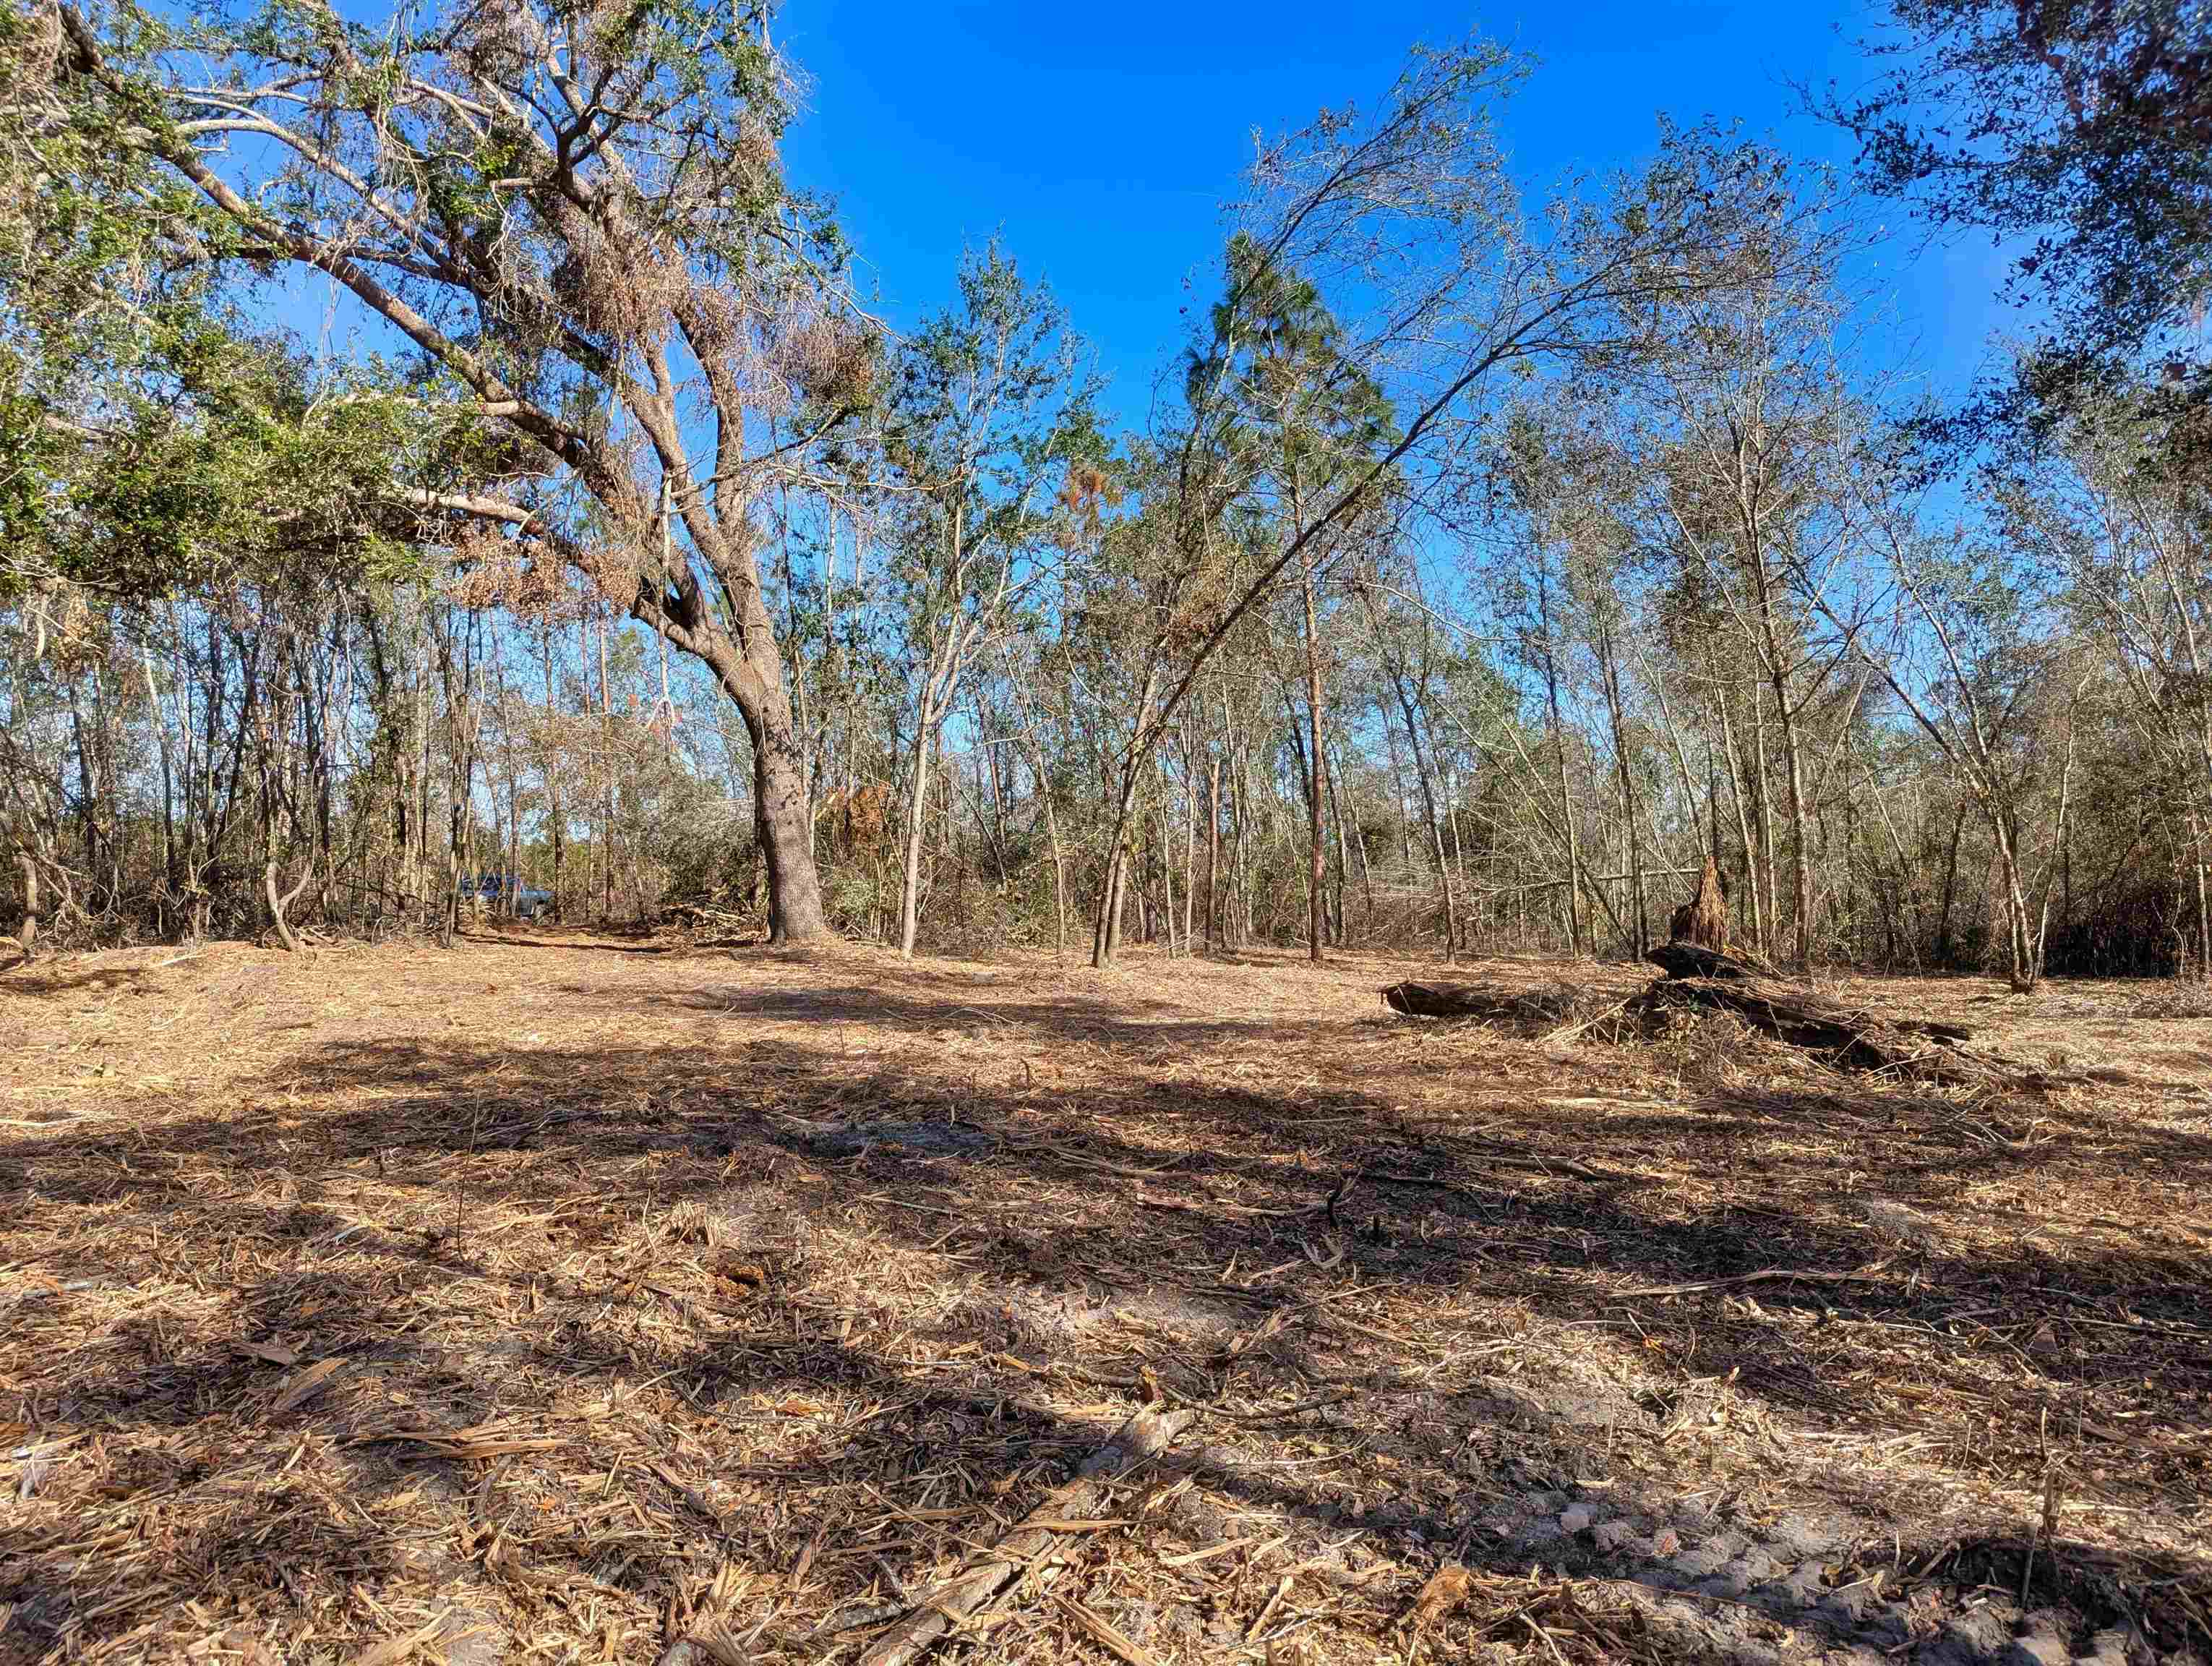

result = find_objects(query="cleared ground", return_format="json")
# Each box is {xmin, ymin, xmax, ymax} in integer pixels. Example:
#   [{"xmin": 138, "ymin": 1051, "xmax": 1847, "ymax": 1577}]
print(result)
[{"xmin": 1, "ymin": 932, "xmax": 2208, "ymax": 1666}]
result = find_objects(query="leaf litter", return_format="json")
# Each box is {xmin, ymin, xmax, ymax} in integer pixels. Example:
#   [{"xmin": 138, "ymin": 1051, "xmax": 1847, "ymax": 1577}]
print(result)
[{"xmin": 1, "ymin": 932, "xmax": 2208, "ymax": 1665}]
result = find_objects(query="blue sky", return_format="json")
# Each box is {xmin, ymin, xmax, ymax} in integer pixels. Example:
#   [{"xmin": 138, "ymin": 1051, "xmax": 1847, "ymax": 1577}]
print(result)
[{"xmin": 775, "ymin": 0, "xmax": 2023, "ymax": 426}]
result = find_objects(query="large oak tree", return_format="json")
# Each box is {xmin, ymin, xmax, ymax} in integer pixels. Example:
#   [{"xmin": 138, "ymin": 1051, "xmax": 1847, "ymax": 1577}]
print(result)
[{"xmin": 53, "ymin": 0, "xmax": 870, "ymax": 939}]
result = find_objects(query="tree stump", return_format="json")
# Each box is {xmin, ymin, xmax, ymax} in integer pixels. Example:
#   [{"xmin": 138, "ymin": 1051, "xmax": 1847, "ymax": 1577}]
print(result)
[
  {"xmin": 12, "ymin": 848, "xmax": 38, "ymax": 964},
  {"xmin": 1668, "ymin": 855, "xmax": 1728, "ymax": 952}
]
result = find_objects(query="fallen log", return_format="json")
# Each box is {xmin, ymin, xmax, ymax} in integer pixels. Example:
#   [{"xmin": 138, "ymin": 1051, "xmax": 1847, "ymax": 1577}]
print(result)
[
  {"xmin": 1642, "ymin": 944, "xmax": 1974, "ymax": 1043},
  {"xmin": 1382, "ymin": 948, "xmax": 2003, "ymax": 1082},
  {"xmin": 1644, "ymin": 940, "xmax": 1762, "ymax": 981},
  {"xmin": 1380, "ymin": 980, "xmax": 1587, "ymax": 1028},
  {"xmin": 1638, "ymin": 974, "xmax": 1990, "ymax": 1080},
  {"xmin": 841, "ymin": 1404, "xmax": 1197, "ymax": 1666}
]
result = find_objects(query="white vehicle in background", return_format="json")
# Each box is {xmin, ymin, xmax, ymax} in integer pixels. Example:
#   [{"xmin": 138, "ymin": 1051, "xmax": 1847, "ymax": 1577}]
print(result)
[{"xmin": 462, "ymin": 873, "xmax": 554, "ymax": 920}]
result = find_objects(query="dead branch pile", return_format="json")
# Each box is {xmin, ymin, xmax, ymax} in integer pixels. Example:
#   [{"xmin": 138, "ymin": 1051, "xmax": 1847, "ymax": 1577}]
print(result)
[
  {"xmin": 662, "ymin": 899, "xmax": 756, "ymax": 941},
  {"xmin": 1636, "ymin": 943, "xmax": 2002, "ymax": 1083},
  {"xmin": 2127, "ymin": 980, "xmax": 2212, "ymax": 1020},
  {"xmin": 1386, "ymin": 940, "xmax": 2013, "ymax": 1084}
]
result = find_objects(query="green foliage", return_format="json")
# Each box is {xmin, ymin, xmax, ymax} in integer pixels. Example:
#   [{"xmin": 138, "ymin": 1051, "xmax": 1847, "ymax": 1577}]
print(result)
[
  {"xmin": 1835, "ymin": 0, "xmax": 2212, "ymax": 422},
  {"xmin": 1189, "ymin": 234, "xmax": 1397, "ymax": 514},
  {"xmin": 0, "ymin": 0, "xmax": 450, "ymax": 599},
  {"xmin": 880, "ymin": 244, "xmax": 1104, "ymax": 641}
]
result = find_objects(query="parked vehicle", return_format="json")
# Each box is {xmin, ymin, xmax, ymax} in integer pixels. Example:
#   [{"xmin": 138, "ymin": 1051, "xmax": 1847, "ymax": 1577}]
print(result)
[{"xmin": 460, "ymin": 873, "xmax": 554, "ymax": 920}]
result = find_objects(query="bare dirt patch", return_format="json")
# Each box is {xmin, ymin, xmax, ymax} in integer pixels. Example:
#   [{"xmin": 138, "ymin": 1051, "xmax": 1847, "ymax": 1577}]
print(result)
[{"xmin": 2, "ymin": 939, "xmax": 2208, "ymax": 1665}]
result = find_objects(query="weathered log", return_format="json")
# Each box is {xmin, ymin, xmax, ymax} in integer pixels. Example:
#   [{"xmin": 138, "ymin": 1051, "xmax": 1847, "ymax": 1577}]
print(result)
[
  {"xmin": 1381, "ymin": 981, "xmax": 1461, "ymax": 1018},
  {"xmin": 1645, "ymin": 941, "xmax": 1761, "ymax": 981},
  {"xmin": 1380, "ymin": 979, "xmax": 1614, "ymax": 1035},
  {"xmin": 1639, "ymin": 975, "xmax": 1987, "ymax": 1080},
  {"xmin": 1645, "ymin": 944, "xmax": 1973, "ymax": 1041},
  {"xmin": 1382, "ymin": 981, "xmax": 1564, "ymax": 1021}
]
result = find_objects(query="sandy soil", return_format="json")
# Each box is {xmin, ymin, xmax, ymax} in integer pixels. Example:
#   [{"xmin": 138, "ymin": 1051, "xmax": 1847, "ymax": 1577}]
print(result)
[{"xmin": 1, "ymin": 931, "xmax": 2208, "ymax": 1665}]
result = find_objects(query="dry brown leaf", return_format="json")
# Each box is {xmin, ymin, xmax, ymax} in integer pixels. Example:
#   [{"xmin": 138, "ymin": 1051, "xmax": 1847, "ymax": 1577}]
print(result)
[
  {"xmin": 712, "ymin": 1254, "xmax": 767, "ymax": 1287},
  {"xmin": 1410, "ymin": 1563, "xmax": 1472, "ymax": 1626}
]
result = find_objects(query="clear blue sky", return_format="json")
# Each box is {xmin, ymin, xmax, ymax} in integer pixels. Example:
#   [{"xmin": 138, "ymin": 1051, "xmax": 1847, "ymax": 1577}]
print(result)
[{"xmin": 776, "ymin": 0, "xmax": 2019, "ymax": 424}]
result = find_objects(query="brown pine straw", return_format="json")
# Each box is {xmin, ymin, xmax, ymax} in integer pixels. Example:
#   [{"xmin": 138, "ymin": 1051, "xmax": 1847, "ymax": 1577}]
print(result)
[{"xmin": 1, "ymin": 931, "xmax": 2208, "ymax": 1664}]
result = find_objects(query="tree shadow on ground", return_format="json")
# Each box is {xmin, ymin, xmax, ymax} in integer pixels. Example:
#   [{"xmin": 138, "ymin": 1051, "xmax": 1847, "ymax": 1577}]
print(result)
[
  {"xmin": 0, "ymin": 962, "xmax": 163, "ymax": 998},
  {"xmin": 3, "ymin": 964, "xmax": 2208, "ymax": 1664}
]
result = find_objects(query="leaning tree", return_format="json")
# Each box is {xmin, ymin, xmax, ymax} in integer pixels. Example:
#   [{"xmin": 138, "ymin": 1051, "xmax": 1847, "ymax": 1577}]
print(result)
[
  {"xmin": 1079, "ymin": 51, "xmax": 1812, "ymax": 965},
  {"xmin": 49, "ymin": 0, "xmax": 873, "ymax": 940}
]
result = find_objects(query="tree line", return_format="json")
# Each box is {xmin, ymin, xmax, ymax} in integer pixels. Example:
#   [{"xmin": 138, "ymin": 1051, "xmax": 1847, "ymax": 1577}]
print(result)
[{"xmin": 4, "ymin": 0, "xmax": 2208, "ymax": 987}]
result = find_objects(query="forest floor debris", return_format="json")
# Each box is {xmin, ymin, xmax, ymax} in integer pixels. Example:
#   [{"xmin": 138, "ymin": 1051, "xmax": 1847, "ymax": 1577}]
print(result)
[
  {"xmin": 2, "ymin": 934, "xmax": 2210, "ymax": 1665},
  {"xmin": 1386, "ymin": 947, "xmax": 2018, "ymax": 1084}
]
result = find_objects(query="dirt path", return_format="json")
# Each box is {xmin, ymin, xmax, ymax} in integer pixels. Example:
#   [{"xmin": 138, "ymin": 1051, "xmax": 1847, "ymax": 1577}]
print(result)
[{"xmin": 2, "ymin": 935, "xmax": 2207, "ymax": 1664}]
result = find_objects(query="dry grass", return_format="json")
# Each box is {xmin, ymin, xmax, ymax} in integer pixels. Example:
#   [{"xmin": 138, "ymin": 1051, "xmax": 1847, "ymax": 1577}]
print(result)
[{"xmin": 1, "ymin": 934, "xmax": 2208, "ymax": 1666}]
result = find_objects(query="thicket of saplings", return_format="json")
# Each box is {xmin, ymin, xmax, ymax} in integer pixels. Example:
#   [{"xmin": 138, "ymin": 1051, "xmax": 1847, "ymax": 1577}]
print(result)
[{"xmin": 6, "ymin": 0, "xmax": 2209, "ymax": 989}]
